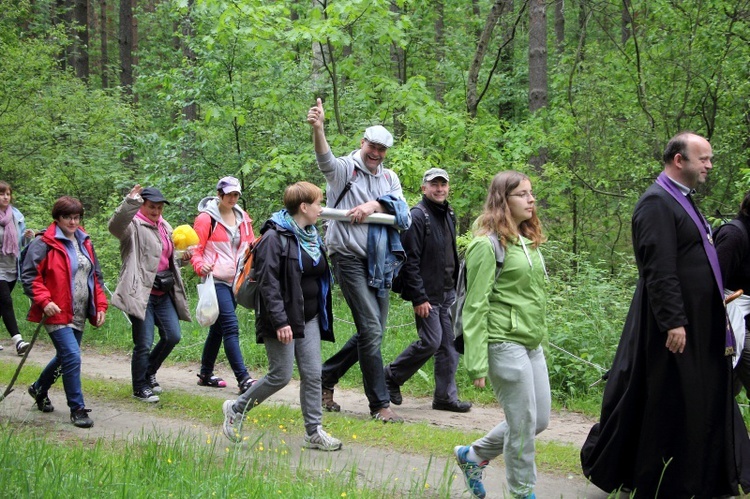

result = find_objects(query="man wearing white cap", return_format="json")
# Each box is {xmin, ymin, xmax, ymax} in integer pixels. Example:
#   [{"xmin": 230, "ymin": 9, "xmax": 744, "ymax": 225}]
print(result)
[{"xmin": 307, "ymin": 98, "xmax": 410, "ymax": 423}]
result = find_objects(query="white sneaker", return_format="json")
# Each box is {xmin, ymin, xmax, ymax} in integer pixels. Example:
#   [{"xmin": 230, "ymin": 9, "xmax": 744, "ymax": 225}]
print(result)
[
  {"xmin": 222, "ymin": 400, "xmax": 243, "ymax": 443},
  {"xmin": 12, "ymin": 334, "xmax": 29, "ymax": 356},
  {"xmin": 303, "ymin": 425, "xmax": 342, "ymax": 451}
]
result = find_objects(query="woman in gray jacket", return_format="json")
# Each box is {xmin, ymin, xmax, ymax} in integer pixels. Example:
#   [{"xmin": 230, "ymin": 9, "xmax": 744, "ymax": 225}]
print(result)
[{"xmin": 108, "ymin": 185, "xmax": 191, "ymax": 403}]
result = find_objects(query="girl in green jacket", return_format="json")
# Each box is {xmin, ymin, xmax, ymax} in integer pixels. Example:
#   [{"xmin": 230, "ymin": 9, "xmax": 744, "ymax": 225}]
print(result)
[{"xmin": 454, "ymin": 171, "xmax": 548, "ymax": 499}]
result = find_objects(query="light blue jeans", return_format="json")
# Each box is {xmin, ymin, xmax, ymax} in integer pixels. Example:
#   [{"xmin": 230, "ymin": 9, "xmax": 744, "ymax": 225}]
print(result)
[{"xmin": 471, "ymin": 342, "xmax": 550, "ymax": 498}]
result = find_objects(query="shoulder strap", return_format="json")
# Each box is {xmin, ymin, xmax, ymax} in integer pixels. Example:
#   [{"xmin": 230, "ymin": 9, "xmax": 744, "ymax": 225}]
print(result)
[
  {"xmin": 332, "ymin": 169, "xmax": 358, "ymax": 209},
  {"xmin": 488, "ymin": 233, "xmax": 505, "ymax": 280},
  {"xmin": 415, "ymin": 203, "xmax": 431, "ymax": 236}
]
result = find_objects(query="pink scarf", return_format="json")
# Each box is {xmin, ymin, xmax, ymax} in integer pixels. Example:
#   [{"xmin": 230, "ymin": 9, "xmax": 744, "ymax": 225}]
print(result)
[
  {"xmin": 0, "ymin": 206, "xmax": 19, "ymax": 256},
  {"xmin": 135, "ymin": 211, "xmax": 174, "ymax": 271}
]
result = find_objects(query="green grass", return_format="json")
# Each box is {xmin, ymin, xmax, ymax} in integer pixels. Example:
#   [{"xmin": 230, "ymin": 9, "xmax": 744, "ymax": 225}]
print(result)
[
  {"xmin": 0, "ymin": 422, "xmax": 433, "ymax": 498},
  {"xmin": 0, "ymin": 356, "xmax": 582, "ymax": 479}
]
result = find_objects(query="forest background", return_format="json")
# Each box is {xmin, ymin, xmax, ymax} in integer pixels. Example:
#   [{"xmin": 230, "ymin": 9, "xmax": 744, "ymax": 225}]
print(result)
[{"xmin": 1, "ymin": 0, "xmax": 750, "ymax": 407}]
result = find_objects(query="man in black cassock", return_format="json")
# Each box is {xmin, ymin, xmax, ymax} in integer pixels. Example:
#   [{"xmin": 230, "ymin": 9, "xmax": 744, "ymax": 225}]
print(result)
[{"xmin": 581, "ymin": 132, "xmax": 750, "ymax": 498}]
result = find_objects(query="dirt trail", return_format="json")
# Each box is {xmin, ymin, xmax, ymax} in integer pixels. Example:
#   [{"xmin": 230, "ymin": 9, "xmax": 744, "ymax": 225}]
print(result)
[{"xmin": 0, "ymin": 342, "xmax": 610, "ymax": 498}]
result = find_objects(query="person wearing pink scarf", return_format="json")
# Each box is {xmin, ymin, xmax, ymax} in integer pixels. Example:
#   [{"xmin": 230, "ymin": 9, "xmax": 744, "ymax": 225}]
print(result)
[
  {"xmin": 0, "ymin": 180, "xmax": 34, "ymax": 355},
  {"xmin": 108, "ymin": 185, "xmax": 192, "ymax": 403}
]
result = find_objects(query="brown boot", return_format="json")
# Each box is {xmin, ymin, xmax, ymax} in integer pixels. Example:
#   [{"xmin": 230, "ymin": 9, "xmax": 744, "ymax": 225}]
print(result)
[
  {"xmin": 322, "ymin": 388, "xmax": 341, "ymax": 412},
  {"xmin": 370, "ymin": 406, "xmax": 404, "ymax": 423}
]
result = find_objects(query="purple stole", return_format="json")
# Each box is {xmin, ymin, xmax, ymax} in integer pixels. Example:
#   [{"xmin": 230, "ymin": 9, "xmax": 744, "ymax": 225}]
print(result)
[{"xmin": 655, "ymin": 172, "xmax": 735, "ymax": 355}]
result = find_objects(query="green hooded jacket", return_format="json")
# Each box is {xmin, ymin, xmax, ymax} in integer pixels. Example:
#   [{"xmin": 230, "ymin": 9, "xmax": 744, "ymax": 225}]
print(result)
[{"xmin": 462, "ymin": 234, "xmax": 547, "ymax": 380}]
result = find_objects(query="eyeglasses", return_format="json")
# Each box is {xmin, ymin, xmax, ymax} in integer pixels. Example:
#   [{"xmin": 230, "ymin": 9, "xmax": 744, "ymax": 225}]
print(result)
[
  {"xmin": 508, "ymin": 191, "xmax": 534, "ymax": 200},
  {"xmin": 61, "ymin": 215, "xmax": 82, "ymax": 222}
]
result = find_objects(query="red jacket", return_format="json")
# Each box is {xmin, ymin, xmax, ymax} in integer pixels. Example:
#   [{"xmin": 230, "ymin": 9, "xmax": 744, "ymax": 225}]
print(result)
[{"xmin": 21, "ymin": 223, "xmax": 108, "ymax": 325}]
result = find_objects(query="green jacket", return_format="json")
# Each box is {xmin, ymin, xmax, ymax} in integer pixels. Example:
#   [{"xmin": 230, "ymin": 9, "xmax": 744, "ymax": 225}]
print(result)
[{"xmin": 462, "ymin": 234, "xmax": 547, "ymax": 380}]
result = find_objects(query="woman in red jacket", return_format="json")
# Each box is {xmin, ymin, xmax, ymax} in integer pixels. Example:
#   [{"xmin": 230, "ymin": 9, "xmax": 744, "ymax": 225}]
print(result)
[{"xmin": 21, "ymin": 196, "xmax": 108, "ymax": 428}]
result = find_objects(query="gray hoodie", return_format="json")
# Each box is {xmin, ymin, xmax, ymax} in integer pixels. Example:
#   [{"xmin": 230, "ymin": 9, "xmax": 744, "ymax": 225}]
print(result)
[{"xmin": 316, "ymin": 148, "xmax": 408, "ymax": 258}]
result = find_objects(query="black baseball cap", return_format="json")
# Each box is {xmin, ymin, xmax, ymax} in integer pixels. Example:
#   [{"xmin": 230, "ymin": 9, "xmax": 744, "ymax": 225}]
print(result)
[{"xmin": 141, "ymin": 187, "xmax": 170, "ymax": 205}]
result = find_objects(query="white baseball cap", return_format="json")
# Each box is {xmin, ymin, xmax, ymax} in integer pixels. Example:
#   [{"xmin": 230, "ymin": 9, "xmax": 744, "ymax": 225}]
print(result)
[{"xmin": 217, "ymin": 176, "xmax": 241, "ymax": 194}]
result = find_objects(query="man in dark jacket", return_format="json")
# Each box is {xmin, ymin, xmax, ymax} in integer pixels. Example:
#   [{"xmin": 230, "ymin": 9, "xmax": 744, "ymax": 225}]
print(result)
[{"xmin": 384, "ymin": 168, "xmax": 471, "ymax": 412}]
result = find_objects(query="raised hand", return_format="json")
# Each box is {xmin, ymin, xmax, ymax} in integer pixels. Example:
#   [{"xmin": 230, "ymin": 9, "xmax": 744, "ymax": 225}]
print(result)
[
  {"xmin": 306, "ymin": 98, "xmax": 325, "ymax": 129},
  {"xmin": 128, "ymin": 185, "xmax": 143, "ymax": 199}
]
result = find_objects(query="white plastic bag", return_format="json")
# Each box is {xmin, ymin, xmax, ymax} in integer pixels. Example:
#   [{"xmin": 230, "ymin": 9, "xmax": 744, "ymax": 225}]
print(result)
[
  {"xmin": 196, "ymin": 273, "xmax": 219, "ymax": 327},
  {"xmin": 726, "ymin": 289, "xmax": 750, "ymax": 368}
]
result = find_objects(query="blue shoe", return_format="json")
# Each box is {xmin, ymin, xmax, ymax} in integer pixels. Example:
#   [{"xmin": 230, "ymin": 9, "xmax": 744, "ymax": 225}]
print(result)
[{"xmin": 454, "ymin": 445, "xmax": 488, "ymax": 499}]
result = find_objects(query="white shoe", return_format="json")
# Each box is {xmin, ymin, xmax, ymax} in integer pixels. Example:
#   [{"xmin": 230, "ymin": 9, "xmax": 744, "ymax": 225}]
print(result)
[
  {"xmin": 303, "ymin": 425, "xmax": 342, "ymax": 451},
  {"xmin": 12, "ymin": 334, "xmax": 29, "ymax": 356},
  {"xmin": 222, "ymin": 400, "xmax": 243, "ymax": 443}
]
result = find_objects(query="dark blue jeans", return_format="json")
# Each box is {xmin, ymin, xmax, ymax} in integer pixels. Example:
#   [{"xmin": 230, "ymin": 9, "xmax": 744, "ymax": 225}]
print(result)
[
  {"xmin": 322, "ymin": 254, "xmax": 390, "ymax": 412},
  {"xmin": 387, "ymin": 289, "xmax": 459, "ymax": 403},
  {"xmin": 129, "ymin": 293, "xmax": 182, "ymax": 391},
  {"xmin": 36, "ymin": 327, "xmax": 84, "ymax": 411},
  {"xmin": 200, "ymin": 282, "xmax": 249, "ymax": 383}
]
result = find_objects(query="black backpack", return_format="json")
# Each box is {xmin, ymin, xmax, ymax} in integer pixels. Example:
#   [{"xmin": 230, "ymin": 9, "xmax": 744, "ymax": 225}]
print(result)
[
  {"xmin": 714, "ymin": 219, "xmax": 749, "ymax": 255},
  {"xmin": 452, "ymin": 233, "xmax": 504, "ymax": 354}
]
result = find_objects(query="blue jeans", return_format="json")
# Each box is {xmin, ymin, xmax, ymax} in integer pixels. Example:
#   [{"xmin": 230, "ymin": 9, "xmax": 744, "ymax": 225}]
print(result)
[
  {"xmin": 200, "ymin": 282, "xmax": 249, "ymax": 383},
  {"xmin": 36, "ymin": 327, "xmax": 84, "ymax": 411},
  {"xmin": 130, "ymin": 293, "xmax": 182, "ymax": 391},
  {"xmin": 322, "ymin": 254, "xmax": 390, "ymax": 412},
  {"xmin": 387, "ymin": 289, "xmax": 459, "ymax": 403}
]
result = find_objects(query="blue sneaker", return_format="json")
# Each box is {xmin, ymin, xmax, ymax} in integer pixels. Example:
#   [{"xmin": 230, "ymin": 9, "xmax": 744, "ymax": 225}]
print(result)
[{"xmin": 454, "ymin": 445, "xmax": 488, "ymax": 499}]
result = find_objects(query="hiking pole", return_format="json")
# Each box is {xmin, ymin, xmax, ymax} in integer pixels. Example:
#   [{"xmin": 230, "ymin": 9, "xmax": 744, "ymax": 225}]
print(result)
[
  {"xmin": 103, "ymin": 282, "xmax": 131, "ymax": 325},
  {"xmin": 0, "ymin": 319, "xmax": 45, "ymax": 403}
]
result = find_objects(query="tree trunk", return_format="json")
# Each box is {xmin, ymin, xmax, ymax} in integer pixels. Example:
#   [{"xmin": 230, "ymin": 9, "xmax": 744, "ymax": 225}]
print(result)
[
  {"xmin": 529, "ymin": 0, "xmax": 548, "ymax": 169},
  {"xmin": 472, "ymin": 0, "xmax": 482, "ymax": 40},
  {"xmin": 390, "ymin": 1, "xmax": 405, "ymax": 138},
  {"xmin": 311, "ymin": 0, "xmax": 343, "ymax": 134},
  {"xmin": 621, "ymin": 0, "xmax": 632, "ymax": 45},
  {"xmin": 310, "ymin": 0, "xmax": 326, "ymax": 96},
  {"xmin": 466, "ymin": 0, "xmax": 507, "ymax": 118},
  {"xmin": 181, "ymin": 0, "xmax": 197, "ymax": 122},
  {"xmin": 554, "ymin": 0, "xmax": 564, "ymax": 52},
  {"xmin": 100, "ymin": 0, "xmax": 108, "ymax": 88},
  {"xmin": 497, "ymin": 0, "xmax": 515, "ymax": 120},
  {"xmin": 54, "ymin": 0, "xmax": 70, "ymax": 71},
  {"xmin": 529, "ymin": 0, "xmax": 548, "ymax": 114},
  {"xmin": 434, "ymin": 0, "xmax": 445, "ymax": 103},
  {"xmin": 72, "ymin": 0, "xmax": 89, "ymax": 81},
  {"xmin": 119, "ymin": 0, "xmax": 133, "ymax": 97}
]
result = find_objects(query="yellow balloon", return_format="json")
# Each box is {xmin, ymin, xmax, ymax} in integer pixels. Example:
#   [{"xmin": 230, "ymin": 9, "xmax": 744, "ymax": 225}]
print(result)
[{"xmin": 172, "ymin": 225, "xmax": 200, "ymax": 250}]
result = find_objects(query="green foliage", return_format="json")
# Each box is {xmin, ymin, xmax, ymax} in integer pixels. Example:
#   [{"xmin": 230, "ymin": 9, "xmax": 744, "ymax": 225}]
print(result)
[{"xmin": 544, "ymin": 243, "xmax": 637, "ymax": 403}]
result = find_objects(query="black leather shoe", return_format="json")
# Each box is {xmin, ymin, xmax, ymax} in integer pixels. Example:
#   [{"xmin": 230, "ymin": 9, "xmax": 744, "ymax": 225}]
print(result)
[
  {"xmin": 384, "ymin": 367, "xmax": 402, "ymax": 405},
  {"xmin": 432, "ymin": 400, "xmax": 472, "ymax": 413}
]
